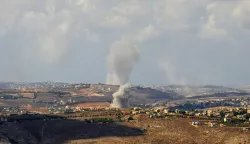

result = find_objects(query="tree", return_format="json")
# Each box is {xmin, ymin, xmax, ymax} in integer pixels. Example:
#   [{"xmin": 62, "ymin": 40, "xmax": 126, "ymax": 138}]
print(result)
[{"xmin": 220, "ymin": 111, "xmax": 225, "ymax": 117}]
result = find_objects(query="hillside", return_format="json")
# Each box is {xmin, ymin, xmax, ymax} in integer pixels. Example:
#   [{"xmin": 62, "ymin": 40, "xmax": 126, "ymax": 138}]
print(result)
[
  {"xmin": 1, "ymin": 83, "xmax": 250, "ymax": 108},
  {"xmin": 0, "ymin": 117, "xmax": 249, "ymax": 144}
]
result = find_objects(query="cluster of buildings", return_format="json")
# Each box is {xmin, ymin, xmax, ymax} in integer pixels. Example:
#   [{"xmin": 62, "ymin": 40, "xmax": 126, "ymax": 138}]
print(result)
[
  {"xmin": 47, "ymin": 102, "xmax": 112, "ymax": 114},
  {"xmin": 137, "ymin": 85, "xmax": 245, "ymax": 97},
  {"xmin": 167, "ymin": 97, "xmax": 250, "ymax": 111},
  {"xmin": 126, "ymin": 106, "xmax": 250, "ymax": 127},
  {"xmin": 0, "ymin": 81, "xmax": 92, "ymax": 91},
  {"xmin": 0, "ymin": 81, "xmax": 70, "ymax": 89},
  {"xmin": 1, "ymin": 102, "xmax": 250, "ymax": 130}
]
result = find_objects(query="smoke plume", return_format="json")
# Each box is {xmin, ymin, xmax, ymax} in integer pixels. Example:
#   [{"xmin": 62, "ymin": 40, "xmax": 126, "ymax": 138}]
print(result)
[
  {"xmin": 106, "ymin": 37, "xmax": 139, "ymax": 108},
  {"xmin": 158, "ymin": 60, "xmax": 186, "ymax": 85},
  {"xmin": 111, "ymin": 83, "xmax": 132, "ymax": 108},
  {"xmin": 106, "ymin": 37, "xmax": 140, "ymax": 85}
]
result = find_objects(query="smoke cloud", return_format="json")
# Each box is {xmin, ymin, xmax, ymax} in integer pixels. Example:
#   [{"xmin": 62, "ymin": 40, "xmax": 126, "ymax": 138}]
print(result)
[
  {"xmin": 1, "ymin": 0, "xmax": 250, "ymax": 85},
  {"xmin": 106, "ymin": 37, "xmax": 140, "ymax": 85},
  {"xmin": 111, "ymin": 83, "xmax": 132, "ymax": 108},
  {"xmin": 158, "ymin": 61, "xmax": 186, "ymax": 85},
  {"xmin": 106, "ymin": 37, "xmax": 139, "ymax": 108}
]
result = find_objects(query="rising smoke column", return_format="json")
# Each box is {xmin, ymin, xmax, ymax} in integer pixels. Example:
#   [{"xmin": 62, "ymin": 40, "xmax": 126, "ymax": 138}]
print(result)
[
  {"xmin": 107, "ymin": 37, "xmax": 139, "ymax": 108},
  {"xmin": 106, "ymin": 37, "xmax": 140, "ymax": 85},
  {"xmin": 111, "ymin": 83, "xmax": 132, "ymax": 108}
]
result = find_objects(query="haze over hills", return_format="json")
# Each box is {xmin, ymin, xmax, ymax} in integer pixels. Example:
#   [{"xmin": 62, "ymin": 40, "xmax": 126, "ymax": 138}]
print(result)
[
  {"xmin": 2, "ymin": 82, "xmax": 249, "ymax": 144},
  {"xmin": 1, "ymin": 0, "xmax": 250, "ymax": 143},
  {"xmin": 0, "ymin": 82, "xmax": 249, "ymax": 108}
]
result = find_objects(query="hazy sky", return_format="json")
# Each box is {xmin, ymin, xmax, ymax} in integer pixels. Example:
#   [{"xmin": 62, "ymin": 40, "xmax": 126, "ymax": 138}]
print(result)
[{"xmin": 0, "ymin": 0, "xmax": 250, "ymax": 86}]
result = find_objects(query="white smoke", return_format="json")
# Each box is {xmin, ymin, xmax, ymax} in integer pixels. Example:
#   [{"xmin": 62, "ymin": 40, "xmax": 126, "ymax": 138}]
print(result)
[
  {"xmin": 158, "ymin": 60, "xmax": 186, "ymax": 85},
  {"xmin": 106, "ymin": 37, "xmax": 140, "ymax": 85},
  {"xmin": 106, "ymin": 25, "xmax": 157, "ymax": 86},
  {"xmin": 111, "ymin": 83, "xmax": 132, "ymax": 108},
  {"xmin": 106, "ymin": 37, "xmax": 139, "ymax": 108}
]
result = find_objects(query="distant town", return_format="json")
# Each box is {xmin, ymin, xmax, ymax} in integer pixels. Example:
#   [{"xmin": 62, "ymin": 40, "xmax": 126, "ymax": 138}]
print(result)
[
  {"xmin": 1, "ymin": 82, "xmax": 250, "ymax": 125},
  {"xmin": 1, "ymin": 82, "xmax": 250, "ymax": 143}
]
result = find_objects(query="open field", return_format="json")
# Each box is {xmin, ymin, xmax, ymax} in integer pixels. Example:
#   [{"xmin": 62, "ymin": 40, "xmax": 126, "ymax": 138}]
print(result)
[
  {"xmin": 69, "ymin": 118, "xmax": 250, "ymax": 144},
  {"xmin": 1, "ymin": 83, "xmax": 250, "ymax": 144},
  {"xmin": 72, "ymin": 102, "xmax": 111, "ymax": 108},
  {"xmin": 1, "ymin": 116, "xmax": 250, "ymax": 144}
]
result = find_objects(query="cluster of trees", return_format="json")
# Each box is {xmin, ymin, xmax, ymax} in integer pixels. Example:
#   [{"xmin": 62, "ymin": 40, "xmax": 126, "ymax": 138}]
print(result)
[{"xmin": 85, "ymin": 118, "xmax": 114, "ymax": 123}]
